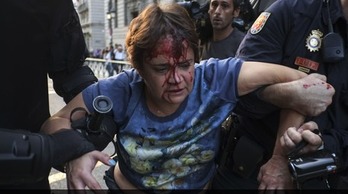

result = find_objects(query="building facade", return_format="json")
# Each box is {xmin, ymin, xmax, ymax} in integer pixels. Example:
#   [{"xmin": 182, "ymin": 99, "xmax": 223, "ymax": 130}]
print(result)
[
  {"xmin": 74, "ymin": 0, "xmax": 195, "ymax": 55},
  {"xmin": 105, "ymin": 0, "xmax": 160, "ymax": 49},
  {"xmin": 73, "ymin": 0, "xmax": 105, "ymax": 54}
]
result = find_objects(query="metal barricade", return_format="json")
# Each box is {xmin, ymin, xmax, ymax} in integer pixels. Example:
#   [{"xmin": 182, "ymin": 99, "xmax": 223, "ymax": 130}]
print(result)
[{"xmin": 85, "ymin": 57, "xmax": 131, "ymax": 79}]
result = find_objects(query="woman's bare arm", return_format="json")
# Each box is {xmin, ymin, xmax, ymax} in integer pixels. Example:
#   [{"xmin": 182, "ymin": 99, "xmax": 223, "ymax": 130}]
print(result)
[
  {"xmin": 237, "ymin": 61, "xmax": 307, "ymax": 96},
  {"xmin": 41, "ymin": 93, "xmax": 88, "ymax": 134}
]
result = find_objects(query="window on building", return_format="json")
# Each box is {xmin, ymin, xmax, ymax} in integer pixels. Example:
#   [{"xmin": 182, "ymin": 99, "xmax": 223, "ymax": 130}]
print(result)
[
  {"xmin": 114, "ymin": 0, "xmax": 118, "ymax": 28},
  {"xmin": 131, "ymin": 10, "xmax": 138, "ymax": 20},
  {"xmin": 125, "ymin": 0, "xmax": 140, "ymax": 26}
]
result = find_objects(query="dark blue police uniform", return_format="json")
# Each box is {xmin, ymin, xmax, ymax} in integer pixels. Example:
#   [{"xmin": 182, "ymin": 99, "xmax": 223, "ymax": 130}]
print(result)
[
  {"xmin": 0, "ymin": 0, "xmax": 98, "ymax": 190},
  {"xmin": 212, "ymin": 0, "xmax": 348, "ymax": 190}
]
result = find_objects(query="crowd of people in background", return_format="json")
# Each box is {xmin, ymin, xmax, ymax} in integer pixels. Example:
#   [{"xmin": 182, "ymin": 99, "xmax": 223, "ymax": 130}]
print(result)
[
  {"xmin": 91, "ymin": 44, "xmax": 126, "ymax": 60},
  {"xmin": 91, "ymin": 43, "xmax": 127, "ymax": 77}
]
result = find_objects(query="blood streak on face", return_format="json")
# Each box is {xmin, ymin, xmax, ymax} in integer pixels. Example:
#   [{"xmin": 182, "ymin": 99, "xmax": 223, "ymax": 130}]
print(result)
[
  {"xmin": 189, "ymin": 71, "xmax": 193, "ymax": 82},
  {"xmin": 150, "ymin": 34, "xmax": 189, "ymax": 87}
]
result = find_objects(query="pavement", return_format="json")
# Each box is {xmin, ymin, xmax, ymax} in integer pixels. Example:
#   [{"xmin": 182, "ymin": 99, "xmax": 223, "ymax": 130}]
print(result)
[{"xmin": 47, "ymin": 78, "xmax": 112, "ymax": 190}]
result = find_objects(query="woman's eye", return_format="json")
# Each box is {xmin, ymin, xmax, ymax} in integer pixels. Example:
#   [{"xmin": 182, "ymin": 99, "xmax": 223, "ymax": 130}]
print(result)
[
  {"xmin": 155, "ymin": 67, "xmax": 168, "ymax": 73},
  {"xmin": 179, "ymin": 62, "xmax": 191, "ymax": 69}
]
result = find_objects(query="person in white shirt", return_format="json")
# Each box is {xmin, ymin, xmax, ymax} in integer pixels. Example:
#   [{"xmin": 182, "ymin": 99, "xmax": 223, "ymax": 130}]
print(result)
[{"xmin": 113, "ymin": 44, "xmax": 126, "ymax": 73}]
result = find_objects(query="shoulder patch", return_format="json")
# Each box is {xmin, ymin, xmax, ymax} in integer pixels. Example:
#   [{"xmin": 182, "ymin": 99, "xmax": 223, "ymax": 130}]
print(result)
[{"xmin": 250, "ymin": 12, "xmax": 271, "ymax": 35}]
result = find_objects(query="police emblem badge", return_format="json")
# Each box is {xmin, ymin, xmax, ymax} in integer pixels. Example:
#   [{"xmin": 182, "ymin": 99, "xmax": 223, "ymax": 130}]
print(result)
[
  {"xmin": 305, "ymin": 29, "xmax": 323, "ymax": 52},
  {"xmin": 250, "ymin": 12, "xmax": 271, "ymax": 34}
]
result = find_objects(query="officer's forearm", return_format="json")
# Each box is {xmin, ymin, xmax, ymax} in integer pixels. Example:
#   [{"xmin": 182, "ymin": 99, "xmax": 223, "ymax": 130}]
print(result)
[
  {"xmin": 259, "ymin": 82, "xmax": 295, "ymax": 109},
  {"xmin": 273, "ymin": 110, "xmax": 305, "ymax": 156}
]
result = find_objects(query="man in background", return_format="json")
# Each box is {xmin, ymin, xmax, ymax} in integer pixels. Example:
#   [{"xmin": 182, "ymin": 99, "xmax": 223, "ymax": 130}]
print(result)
[{"xmin": 200, "ymin": 0, "xmax": 246, "ymax": 60}]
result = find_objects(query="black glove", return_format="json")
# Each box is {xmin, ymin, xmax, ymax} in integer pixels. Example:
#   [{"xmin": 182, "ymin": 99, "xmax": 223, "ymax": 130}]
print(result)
[{"xmin": 0, "ymin": 128, "xmax": 95, "ymax": 185}]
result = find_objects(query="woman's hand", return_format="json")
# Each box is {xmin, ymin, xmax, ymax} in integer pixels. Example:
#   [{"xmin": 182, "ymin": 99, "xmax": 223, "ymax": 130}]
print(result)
[{"xmin": 66, "ymin": 150, "xmax": 115, "ymax": 193}]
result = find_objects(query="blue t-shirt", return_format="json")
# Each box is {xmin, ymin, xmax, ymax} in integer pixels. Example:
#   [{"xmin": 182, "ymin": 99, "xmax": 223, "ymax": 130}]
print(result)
[{"xmin": 82, "ymin": 57, "xmax": 243, "ymax": 190}]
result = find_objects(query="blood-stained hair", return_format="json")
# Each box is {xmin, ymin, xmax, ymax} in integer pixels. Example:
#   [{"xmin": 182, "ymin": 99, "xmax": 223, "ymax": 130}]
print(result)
[{"xmin": 125, "ymin": 3, "xmax": 199, "ymax": 70}]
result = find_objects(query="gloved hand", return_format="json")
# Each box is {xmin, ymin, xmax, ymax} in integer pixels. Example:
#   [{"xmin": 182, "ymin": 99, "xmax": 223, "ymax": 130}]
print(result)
[
  {"xmin": 0, "ymin": 127, "xmax": 99, "ymax": 184},
  {"xmin": 48, "ymin": 128, "xmax": 96, "ymax": 167}
]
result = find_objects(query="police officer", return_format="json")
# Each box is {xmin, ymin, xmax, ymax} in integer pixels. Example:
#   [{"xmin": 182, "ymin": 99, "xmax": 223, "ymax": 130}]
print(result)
[
  {"xmin": 0, "ymin": 0, "xmax": 112, "ymax": 190},
  {"xmin": 212, "ymin": 0, "xmax": 348, "ymax": 190}
]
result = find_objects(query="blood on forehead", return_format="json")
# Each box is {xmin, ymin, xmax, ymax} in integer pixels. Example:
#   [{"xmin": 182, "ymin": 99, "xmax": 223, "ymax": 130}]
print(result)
[{"xmin": 149, "ymin": 34, "xmax": 189, "ymax": 65}]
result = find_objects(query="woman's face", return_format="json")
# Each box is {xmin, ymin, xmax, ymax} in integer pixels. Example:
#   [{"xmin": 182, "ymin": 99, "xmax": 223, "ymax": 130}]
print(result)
[{"xmin": 139, "ymin": 35, "xmax": 195, "ymax": 107}]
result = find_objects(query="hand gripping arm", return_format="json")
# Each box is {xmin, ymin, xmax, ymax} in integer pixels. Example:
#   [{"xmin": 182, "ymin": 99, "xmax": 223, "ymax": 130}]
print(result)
[{"xmin": 0, "ymin": 127, "xmax": 95, "ymax": 185}]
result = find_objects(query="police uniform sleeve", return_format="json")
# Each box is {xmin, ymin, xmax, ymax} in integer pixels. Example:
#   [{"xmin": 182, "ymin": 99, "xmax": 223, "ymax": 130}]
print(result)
[
  {"xmin": 234, "ymin": 0, "xmax": 293, "ymax": 117},
  {"xmin": 321, "ymin": 128, "xmax": 348, "ymax": 170},
  {"xmin": 237, "ymin": 0, "xmax": 292, "ymax": 62},
  {"xmin": 47, "ymin": 0, "xmax": 97, "ymax": 103}
]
